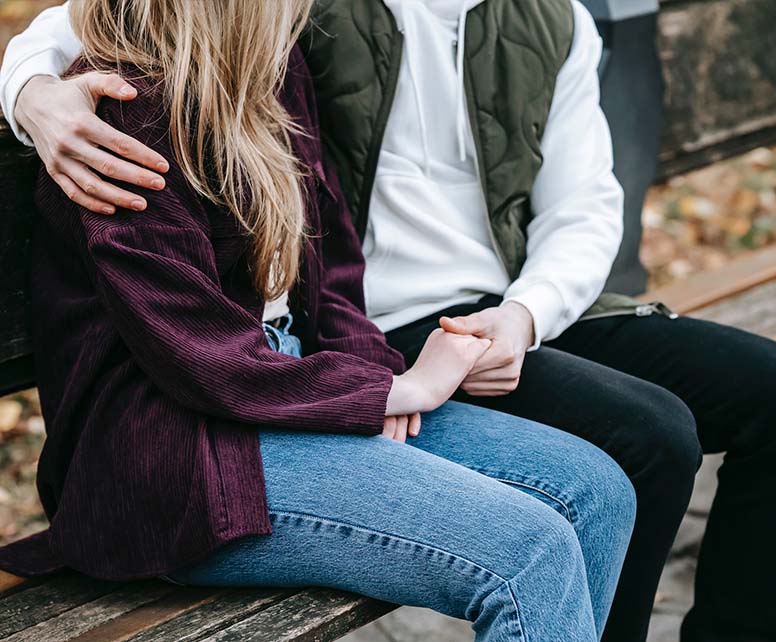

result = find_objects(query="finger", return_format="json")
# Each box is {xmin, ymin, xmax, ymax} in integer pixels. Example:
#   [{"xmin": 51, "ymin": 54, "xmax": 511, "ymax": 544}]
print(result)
[
  {"xmin": 464, "ymin": 364, "xmax": 522, "ymax": 384},
  {"xmin": 408, "ymin": 412, "xmax": 421, "ymax": 437},
  {"xmin": 62, "ymin": 158, "xmax": 148, "ymax": 211},
  {"xmin": 86, "ymin": 117, "xmax": 169, "ymax": 173},
  {"xmin": 382, "ymin": 416, "xmax": 397, "ymax": 440},
  {"xmin": 439, "ymin": 315, "xmax": 470, "ymax": 335},
  {"xmin": 50, "ymin": 171, "xmax": 116, "ymax": 215},
  {"xmin": 467, "ymin": 345, "xmax": 506, "ymax": 376},
  {"xmin": 465, "ymin": 338, "xmax": 492, "ymax": 365},
  {"xmin": 72, "ymin": 141, "xmax": 166, "ymax": 191},
  {"xmin": 83, "ymin": 72, "xmax": 138, "ymax": 101},
  {"xmin": 394, "ymin": 415, "xmax": 408, "ymax": 443},
  {"xmin": 460, "ymin": 382, "xmax": 515, "ymax": 397}
]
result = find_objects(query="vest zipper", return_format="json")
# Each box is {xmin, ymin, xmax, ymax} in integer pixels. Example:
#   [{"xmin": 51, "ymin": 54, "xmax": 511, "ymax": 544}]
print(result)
[{"xmin": 582, "ymin": 301, "xmax": 679, "ymax": 321}]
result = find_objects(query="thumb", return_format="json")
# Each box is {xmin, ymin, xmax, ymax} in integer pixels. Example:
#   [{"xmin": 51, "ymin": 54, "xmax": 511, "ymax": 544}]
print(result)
[
  {"xmin": 83, "ymin": 72, "xmax": 137, "ymax": 101},
  {"xmin": 440, "ymin": 313, "xmax": 486, "ymax": 336}
]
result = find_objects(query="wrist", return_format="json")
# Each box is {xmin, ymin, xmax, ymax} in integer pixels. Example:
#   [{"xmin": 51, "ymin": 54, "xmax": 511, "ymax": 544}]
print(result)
[
  {"xmin": 15, "ymin": 75, "xmax": 55, "ymax": 133},
  {"xmin": 502, "ymin": 300, "xmax": 536, "ymax": 347},
  {"xmin": 386, "ymin": 372, "xmax": 425, "ymax": 416}
]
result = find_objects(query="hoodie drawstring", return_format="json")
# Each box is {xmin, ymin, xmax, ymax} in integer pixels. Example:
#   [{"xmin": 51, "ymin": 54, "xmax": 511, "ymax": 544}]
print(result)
[
  {"xmin": 400, "ymin": 1, "xmax": 432, "ymax": 176},
  {"xmin": 398, "ymin": 0, "xmax": 471, "ymax": 172},
  {"xmin": 455, "ymin": 1, "xmax": 468, "ymax": 162}
]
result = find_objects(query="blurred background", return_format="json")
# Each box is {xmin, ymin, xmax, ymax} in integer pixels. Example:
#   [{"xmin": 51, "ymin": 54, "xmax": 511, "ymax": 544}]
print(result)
[{"xmin": 1, "ymin": 1, "xmax": 775, "ymax": 642}]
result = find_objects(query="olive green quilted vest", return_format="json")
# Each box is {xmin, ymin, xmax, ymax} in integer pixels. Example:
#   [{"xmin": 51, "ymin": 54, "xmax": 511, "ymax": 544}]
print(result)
[{"xmin": 300, "ymin": 0, "xmax": 651, "ymax": 319}]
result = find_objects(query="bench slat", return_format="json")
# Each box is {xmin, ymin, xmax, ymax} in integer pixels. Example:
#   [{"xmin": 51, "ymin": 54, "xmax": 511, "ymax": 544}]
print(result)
[
  {"xmin": 1, "ymin": 580, "xmax": 170, "ymax": 642},
  {"xmin": 0, "ymin": 574, "xmax": 119, "ymax": 639},
  {"xmin": 638, "ymin": 245, "xmax": 776, "ymax": 315},
  {"xmin": 199, "ymin": 588, "xmax": 395, "ymax": 642},
  {"xmin": 691, "ymin": 279, "xmax": 776, "ymax": 340},
  {"xmin": 65, "ymin": 587, "xmax": 223, "ymax": 642},
  {"xmin": 125, "ymin": 589, "xmax": 296, "ymax": 642}
]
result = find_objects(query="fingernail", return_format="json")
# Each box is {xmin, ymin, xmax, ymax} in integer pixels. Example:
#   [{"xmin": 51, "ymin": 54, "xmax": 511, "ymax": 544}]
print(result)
[
  {"xmin": 119, "ymin": 85, "xmax": 135, "ymax": 97},
  {"xmin": 131, "ymin": 200, "xmax": 145, "ymax": 211},
  {"xmin": 151, "ymin": 178, "xmax": 165, "ymax": 189},
  {"xmin": 102, "ymin": 206, "xmax": 115, "ymax": 215},
  {"xmin": 157, "ymin": 161, "xmax": 169, "ymax": 172}
]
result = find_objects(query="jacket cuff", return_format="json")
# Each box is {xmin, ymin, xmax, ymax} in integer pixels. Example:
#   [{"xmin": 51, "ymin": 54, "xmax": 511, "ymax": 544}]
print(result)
[{"xmin": 502, "ymin": 280, "xmax": 567, "ymax": 351}]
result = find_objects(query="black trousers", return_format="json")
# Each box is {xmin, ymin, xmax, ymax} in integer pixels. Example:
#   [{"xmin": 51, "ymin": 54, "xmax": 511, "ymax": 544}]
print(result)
[{"xmin": 386, "ymin": 294, "xmax": 776, "ymax": 642}]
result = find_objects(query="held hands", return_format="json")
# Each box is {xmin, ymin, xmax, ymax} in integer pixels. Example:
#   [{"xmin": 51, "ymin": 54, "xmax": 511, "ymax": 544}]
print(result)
[
  {"xmin": 440, "ymin": 301, "xmax": 535, "ymax": 396},
  {"xmin": 15, "ymin": 73, "xmax": 168, "ymax": 214},
  {"xmin": 383, "ymin": 329, "xmax": 491, "ymax": 441}
]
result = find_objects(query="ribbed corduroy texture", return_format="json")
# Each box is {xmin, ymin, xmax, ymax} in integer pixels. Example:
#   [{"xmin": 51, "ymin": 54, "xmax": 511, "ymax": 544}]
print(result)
[{"xmin": 0, "ymin": 47, "xmax": 405, "ymax": 580}]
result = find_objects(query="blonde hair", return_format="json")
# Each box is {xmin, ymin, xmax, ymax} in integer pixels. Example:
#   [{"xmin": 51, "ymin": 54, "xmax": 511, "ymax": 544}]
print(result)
[{"xmin": 70, "ymin": 0, "xmax": 314, "ymax": 300}]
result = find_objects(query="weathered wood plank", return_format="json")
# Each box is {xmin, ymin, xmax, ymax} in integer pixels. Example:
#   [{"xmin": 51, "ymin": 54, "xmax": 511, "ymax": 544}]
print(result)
[
  {"xmin": 657, "ymin": 0, "xmax": 776, "ymax": 179},
  {"xmin": 1, "ymin": 581, "xmax": 171, "ymax": 642},
  {"xmin": 125, "ymin": 589, "xmax": 296, "ymax": 642},
  {"xmin": 200, "ymin": 589, "xmax": 396, "ymax": 642},
  {"xmin": 637, "ymin": 245, "xmax": 776, "ymax": 314},
  {"xmin": 66, "ymin": 587, "xmax": 223, "ymax": 642},
  {"xmin": 0, "ymin": 574, "xmax": 120, "ymax": 639},
  {"xmin": 690, "ymin": 279, "xmax": 776, "ymax": 340}
]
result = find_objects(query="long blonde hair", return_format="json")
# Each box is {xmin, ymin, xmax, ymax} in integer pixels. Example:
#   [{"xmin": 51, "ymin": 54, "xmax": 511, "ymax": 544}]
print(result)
[{"xmin": 70, "ymin": 0, "xmax": 313, "ymax": 300}]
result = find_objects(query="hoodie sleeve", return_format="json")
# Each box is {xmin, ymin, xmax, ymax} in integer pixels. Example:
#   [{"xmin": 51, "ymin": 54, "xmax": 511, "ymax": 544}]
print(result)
[
  {"xmin": 0, "ymin": 1, "xmax": 81, "ymax": 145},
  {"xmin": 503, "ymin": 0, "xmax": 624, "ymax": 349}
]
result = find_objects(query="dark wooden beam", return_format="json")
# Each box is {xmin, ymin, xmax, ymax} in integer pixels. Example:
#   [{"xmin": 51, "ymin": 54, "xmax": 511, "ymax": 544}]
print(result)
[{"xmin": 656, "ymin": 0, "xmax": 776, "ymax": 180}]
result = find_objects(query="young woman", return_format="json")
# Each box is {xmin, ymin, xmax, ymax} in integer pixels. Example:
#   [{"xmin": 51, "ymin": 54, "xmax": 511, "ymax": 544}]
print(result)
[{"xmin": 0, "ymin": 2, "xmax": 636, "ymax": 640}]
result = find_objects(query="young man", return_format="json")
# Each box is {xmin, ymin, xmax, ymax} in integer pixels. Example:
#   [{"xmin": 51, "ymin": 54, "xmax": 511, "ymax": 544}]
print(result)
[{"xmin": 2, "ymin": 2, "xmax": 775, "ymax": 641}]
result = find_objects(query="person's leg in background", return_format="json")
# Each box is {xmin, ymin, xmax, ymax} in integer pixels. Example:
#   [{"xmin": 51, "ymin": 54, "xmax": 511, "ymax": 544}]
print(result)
[
  {"xmin": 167, "ymin": 402, "xmax": 635, "ymax": 641},
  {"xmin": 549, "ymin": 314, "xmax": 776, "ymax": 642},
  {"xmin": 387, "ymin": 299, "xmax": 702, "ymax": 642}
]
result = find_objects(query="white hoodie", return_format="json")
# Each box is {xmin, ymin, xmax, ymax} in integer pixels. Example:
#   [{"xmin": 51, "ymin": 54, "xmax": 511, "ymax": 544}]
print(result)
[{"xmin": 0, "ymin": 0, "xmax": 623, "ymax": 347}]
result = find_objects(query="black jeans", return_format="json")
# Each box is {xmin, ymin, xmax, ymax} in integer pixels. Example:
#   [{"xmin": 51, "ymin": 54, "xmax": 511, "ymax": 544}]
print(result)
[{"xmin": 386, "ymin": 294, "xmax": 776, "ymax": 642}]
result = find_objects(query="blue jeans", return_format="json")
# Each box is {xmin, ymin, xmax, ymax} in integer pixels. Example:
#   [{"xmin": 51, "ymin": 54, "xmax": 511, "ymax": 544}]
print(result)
[{"xmin": 166, "ymin": 322, "xmax": 636, "ymax": 642}]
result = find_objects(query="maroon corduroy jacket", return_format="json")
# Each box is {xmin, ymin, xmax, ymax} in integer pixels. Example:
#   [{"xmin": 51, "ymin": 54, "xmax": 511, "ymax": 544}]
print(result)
[{"xmin": 0, "ymin": 47, "xmax": 405, "ymax": 580}]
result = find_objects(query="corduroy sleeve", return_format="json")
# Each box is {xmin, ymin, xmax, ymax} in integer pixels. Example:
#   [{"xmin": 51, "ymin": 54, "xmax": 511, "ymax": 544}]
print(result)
[{"xmin": 84, "ymin": 210, "xmax": 393, "ymax": 435}]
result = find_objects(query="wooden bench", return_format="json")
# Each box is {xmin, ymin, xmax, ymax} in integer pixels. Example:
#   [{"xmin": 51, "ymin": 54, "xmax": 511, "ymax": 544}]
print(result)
[{"xmin": 1, "ymin": 0, "xmax": 776, "ymax": 639}]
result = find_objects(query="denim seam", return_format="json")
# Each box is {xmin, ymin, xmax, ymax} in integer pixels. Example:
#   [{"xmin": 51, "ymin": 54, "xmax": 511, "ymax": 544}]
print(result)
[
  {"xmin": 506, "ymin": 576, "xmax": 530, "ymax": 642},
  {"xmin": 271, "ymin": 509, "xmax": 528, "ymax": 638},
  {"xmin": 469, "ymin": 469, "xmax": 576, "ymax": 524},
  {"xmin": 269, "ymin": 509, "xmax": 509, "ymax": 581}
]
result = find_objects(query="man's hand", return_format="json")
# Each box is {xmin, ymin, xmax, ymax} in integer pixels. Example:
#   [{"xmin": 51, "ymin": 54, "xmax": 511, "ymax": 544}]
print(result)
[
  {"xmin": 439, "ymin": 301, "xmax": 535, "ymax": 396},
  {"xmin": 382, "ymin": 413, "xmax": 421, "ymax": 443},
  {"xmin": 15, "ymin": 73, "xmax": 169, "ymax": 215}
]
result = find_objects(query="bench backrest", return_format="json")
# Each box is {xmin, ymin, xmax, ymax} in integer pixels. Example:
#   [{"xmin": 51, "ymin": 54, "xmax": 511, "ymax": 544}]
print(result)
[{"xmin": 1, "ymin": 0, "xmax": 775, "ymax": 397}]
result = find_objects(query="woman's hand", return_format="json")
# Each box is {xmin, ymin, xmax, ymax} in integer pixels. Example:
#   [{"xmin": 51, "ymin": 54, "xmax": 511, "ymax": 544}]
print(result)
[
  {"xmin": 382, "ymin": 413, "xmax": 421, "ymax": 443},
  {"xmin": 385, "ymin": 329, "xmax": 491, "ymax": 416},
  {"xmin": 15, "ymin": 73, "xmax": 169, "ymax": 214}
]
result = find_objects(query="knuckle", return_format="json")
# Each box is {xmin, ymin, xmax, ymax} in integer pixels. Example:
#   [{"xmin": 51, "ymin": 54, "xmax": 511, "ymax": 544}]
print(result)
[
  {"xmin": 112, "ymin": 136, "xmax": 132, "ymax": 155},
  {"xmin": 83, "ymin": 182, "xmax": 98, "ymax": 195},
  {"xmin": 52, "ymin": 136, "xmax": 72, "ymax": 155},
  {"xmin": 99, "ymin": 159, "xmax": 116, "ymax": 177}
]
